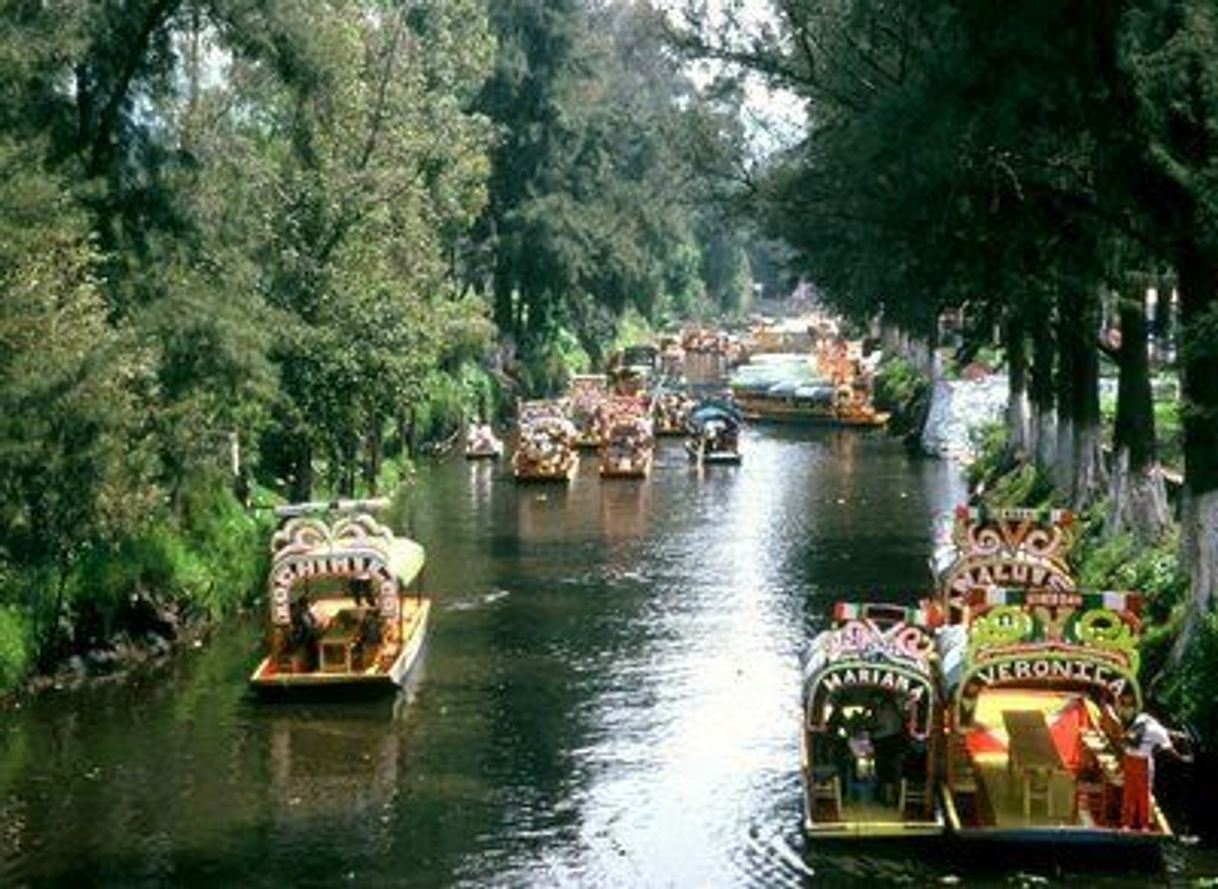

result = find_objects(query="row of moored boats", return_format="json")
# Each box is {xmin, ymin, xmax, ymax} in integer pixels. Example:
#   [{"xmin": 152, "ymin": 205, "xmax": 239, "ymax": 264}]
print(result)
[{"xmin": 802, "ymin": 506, "xmax": 1177, "ymax": 846}]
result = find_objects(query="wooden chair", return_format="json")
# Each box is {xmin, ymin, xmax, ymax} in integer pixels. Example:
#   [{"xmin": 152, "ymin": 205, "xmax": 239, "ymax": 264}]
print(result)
[
  {"xmin": 1022, "ymin": 768, "xmax": 1051, "ymax": 820},
  {"xmin": 1074, "ymin": 778, "xmax": 1105, "ymax": 824},
  {"xmin": 810, "ymin": 770, "xmax": 843, "ymax": 822},
  {"xmin": 899, "ymin": 777, "xmax": 931, "ymax": 819}
]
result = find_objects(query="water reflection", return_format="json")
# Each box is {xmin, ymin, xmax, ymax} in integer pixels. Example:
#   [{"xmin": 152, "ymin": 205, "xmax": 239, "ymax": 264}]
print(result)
[{"xmin": 3, "ymin": 426, "xmax": 1206, "ymax": 885}]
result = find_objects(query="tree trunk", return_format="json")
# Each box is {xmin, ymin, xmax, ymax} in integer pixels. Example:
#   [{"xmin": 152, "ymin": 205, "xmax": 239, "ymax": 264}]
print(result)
[
  {"xmin": 1171, "ymin": 240, "xmax": 1218, "ymax": 662},
  {"xmin": 1108, "ymin": 288, "xmax": 1170, "ymax": 541},
  {"xmin": 1029, "ymin": 311, "xmax": 1056, "ymax": 467},
  {"xmin": 290, "ymin": 438, "xmax": 313, "ymax": 502},
  {"xmin": 1004, "ymin": 309, "xmax": 1029, "ymax": 460},
  {"xmin": 1054, "ymin": 291, "xmax": 1078, "ymax": 492},
  {"xmin": 363, "ymin": 419, "xmax": 382, "ymax": 496},
  {"xmin": 1070, "ymin": 289, "xmax": 1107, "ymax": 508}
]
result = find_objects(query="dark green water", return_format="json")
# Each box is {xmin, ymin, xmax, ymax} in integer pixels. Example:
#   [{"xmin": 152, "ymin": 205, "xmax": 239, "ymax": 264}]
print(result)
[{"xmin": 2, "ymin": 429, "xmax": 1214, "ymax": 886}]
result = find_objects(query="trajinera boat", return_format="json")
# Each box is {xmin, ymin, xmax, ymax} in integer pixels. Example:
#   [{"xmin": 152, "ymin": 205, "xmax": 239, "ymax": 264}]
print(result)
[
  {"xmin": 598, "ymin": 396, "xmax": 654, "ymax": 479},
  {"xmin": 685, "ymin": 399, "xmax": 743, "ymax": 465},
  {"xmin": 728, "ymin": 351, "xmax": 888, "ymax": 427},
  {"xmin": 566, "ymin": 374, "xmax": 608, "ymax": 450},
  {"xmin": 464, "ymin": 422, "xmax": 503, "ymax": 459},
  {"xmin": 513, "ymin": 400, "xmax": 579, "ymax": 482},
  {"xmin": 249, "ymin": 500, "xmax": 430, "ymax": 699},
  {"xmin": 651, "ymin": 388, "xmax": 693, "ymax": 437},
  {"xmin": 801, "ymin": 602, "xmax": 942, "ymax": 838},
  {"xmin": 934, "ymin": 506, "xmax": 1170, "ymax": 845}
]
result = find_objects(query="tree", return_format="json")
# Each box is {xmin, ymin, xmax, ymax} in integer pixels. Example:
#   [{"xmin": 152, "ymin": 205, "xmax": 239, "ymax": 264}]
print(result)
[{"xmin": 0, "ymin": 143, "xmax": 157, "ymax": 654}]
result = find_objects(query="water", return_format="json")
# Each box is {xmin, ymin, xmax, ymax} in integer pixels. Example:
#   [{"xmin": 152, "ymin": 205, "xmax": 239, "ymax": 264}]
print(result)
[{"xmin": 0, "ymin": 429, "xmax": 1212, "ymax": 886}]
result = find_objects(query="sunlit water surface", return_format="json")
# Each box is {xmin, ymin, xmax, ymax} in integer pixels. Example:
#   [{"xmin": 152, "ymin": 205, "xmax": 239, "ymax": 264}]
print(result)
[{"xmin": 2, "ymin": 428, "xmax": 1213, "ymax": 886}]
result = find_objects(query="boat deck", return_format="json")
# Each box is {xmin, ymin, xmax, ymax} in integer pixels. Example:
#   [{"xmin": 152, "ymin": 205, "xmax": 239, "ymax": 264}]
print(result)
[
  {"xmin": 251, "ymin": 596, "xmax": 429, "ymax": 690},
  {"xmin": 974, "ymin": 755, "xmax": 1076, "ymax": 829}
]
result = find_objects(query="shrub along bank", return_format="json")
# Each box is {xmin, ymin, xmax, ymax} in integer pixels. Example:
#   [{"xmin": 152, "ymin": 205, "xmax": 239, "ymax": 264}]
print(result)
[
  {"xmin": 0, "ymin": 475, "xmax": 270, "ymax": 693},
  {"xmin": 0, "ymin": 358, "xmax": 507, "ymax": 698}
]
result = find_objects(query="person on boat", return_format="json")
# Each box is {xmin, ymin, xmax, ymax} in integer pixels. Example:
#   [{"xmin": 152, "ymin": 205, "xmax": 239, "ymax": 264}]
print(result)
[
  {"xmin": 1121, "ymin": 711, "xmax": 1191, "ymax": 831},
  {"xmin": 351, "ymin": 574, "xmax": 377, "ymax": 609},
  {"xmin": 872, "ymin": 696, "xmax": 906, "ymax": 805},
  {"xmin": 845, "ymin": 708, "xmax": 877, "ymax": 788},
  {"xmin": 288, "ymin": 597, "xmax": 318, "ymax": 670}
]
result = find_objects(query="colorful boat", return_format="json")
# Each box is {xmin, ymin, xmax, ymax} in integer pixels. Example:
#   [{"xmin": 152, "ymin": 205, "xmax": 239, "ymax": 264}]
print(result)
[
  {"xmin": 566, "ymin": 374, "xmax": 609, "ymax": 449},
  {"xmin": 464, "ymin": 423, "xmax": 504, "ymax": 459},
  {"xmin": 651, "ymin": 389, "xmax": 693, "ymax": 437},
  {"xmin": 608, "ymin": 344, "xmax": 659, "ymax": 396},
  {"xmin": 801, "ymin": 602, "xmax": 943, "ymax": 838},
  {"xmin": 250, "ymin": 501, "xmax": 430, "ymax": 699},
  {"xmin": 598, "ymin": 396, "xmax": 654, "ymax": 479},
  {"xmin": 513, "ymin": 402, "xmax": 578, "ymax": 482},
  {"xmin": 729, "ymin": 354, "xmax": 888, "ymax": 427},
  {"xmin": 934, "ymin": 507, "xmax": 1171, "ymax": 845},
  {"xmin": 685, "ymin": 399, "xmax": 742, "ymax": 465}
]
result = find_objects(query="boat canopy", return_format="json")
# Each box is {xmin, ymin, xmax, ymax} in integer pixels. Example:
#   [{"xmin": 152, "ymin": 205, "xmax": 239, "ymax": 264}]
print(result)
[
  {"xmin": 688, "ymin": 399, "xmax": 742, "ymax": 430},
  {"xmin": 939, "ymin": 586, "xmax": 1143, "ymax": 727},
  {"xmin": 729, "ymin": 354, "xmax": 827, "ymax": 393},
  {"xmin": 267, "ymin": 514, "xmax": 425, "ymax": 627},
  {"xmin": 802, "ymin": 602, "xmax": 937, "ymax": 739}
]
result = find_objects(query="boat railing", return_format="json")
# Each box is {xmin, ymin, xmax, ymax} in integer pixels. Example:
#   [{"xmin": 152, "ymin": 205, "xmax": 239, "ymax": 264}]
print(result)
[{"xmin": 274, "ymin": 498, "xmax": 391, "ymax": 518}]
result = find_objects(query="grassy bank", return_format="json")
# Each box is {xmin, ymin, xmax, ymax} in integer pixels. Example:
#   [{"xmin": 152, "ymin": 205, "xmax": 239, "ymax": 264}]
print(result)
[
  {"xmin": 0, "ymin": 475, "xmax": 271, "ymax": 693},
  {"xmin": 0, "ymin": 357, "xmax": 508, "ymax": 697}
]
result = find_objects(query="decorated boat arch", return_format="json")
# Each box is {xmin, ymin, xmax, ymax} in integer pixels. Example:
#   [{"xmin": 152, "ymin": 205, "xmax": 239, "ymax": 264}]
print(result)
[
  {"xmin": 935, "ymin": 506, "xmax": 1076, "ymax": 621},
  {"xmin": 933, "ymin": 505, "xmax": 1170, "ymax": 844},
  {"xmin": 250, "ymin": 503, "xmax": 430, "ymax": 698},
  {"xmin": 800, "ymin": 602, "xmax": 942, "ymax": 838},
  {"xmin": 941, "ymin": 587, "xmax": 1143, "ymax": 731}
]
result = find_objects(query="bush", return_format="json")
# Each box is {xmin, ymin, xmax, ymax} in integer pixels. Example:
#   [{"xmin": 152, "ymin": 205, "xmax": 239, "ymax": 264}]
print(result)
[
  {"xmin": 873, "ymin": 356, "xmax": 930, "ymax": 437},
  {"xmin": 51, "ymin": 475, "xmax": 269, "ymax": 667},
  {"xmin": 0, "ymin": 606, "xmax": 30, "ymax": 690},
  {"xmin": 1157, "ymin": 613, "xmax": 1218, "ymax": 742},
  {"xmin": 873, "ymin": 355, "xmax": 924, "ymax": 412}
]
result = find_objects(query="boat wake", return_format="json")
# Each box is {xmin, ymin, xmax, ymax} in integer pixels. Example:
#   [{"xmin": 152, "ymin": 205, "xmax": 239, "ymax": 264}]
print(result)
[
  {"xmin": 446, "ymin": 589, "xmax": 510, "ymax": 611},
  {"xmin": 732, "ymin": 824, "xmax": 814, "ymax": 887}
]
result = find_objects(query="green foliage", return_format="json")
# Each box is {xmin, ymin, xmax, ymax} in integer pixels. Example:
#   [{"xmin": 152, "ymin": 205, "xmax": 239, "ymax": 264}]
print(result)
[
  {"xmin": 72, "ymin": 477, "xmax": 269, "ymax": 630},
  {"xmin": 872, "ymin": 355, "xmax": 930, "ymax": 437},
  {"xmin": 0, "ymin": 606, "xmax": 31, "ymax": 691},
  {"xmin": 475, "ymin": 0, "xmax": 750, "ymax": 358},
  {"xmin": 1157, "ymin": 613, "xmax": 1218, "ymax": 742},
  {"xmin": 964, "ymin": 421, "xmax": 1056, "ymax": 508}
]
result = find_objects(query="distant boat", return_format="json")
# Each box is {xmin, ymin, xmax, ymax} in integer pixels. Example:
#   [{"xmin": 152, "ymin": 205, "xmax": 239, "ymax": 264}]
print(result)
[
  {"xmin": 249, "ymin": 501, "xmax": 430, "ymax": 699},
  {"xmin": 729, "ymin": 353, "xmax": 888, "ymax": 427},
  {"xmin": 464, "ymin": 424, "xmax": 504, "ymax": 459},
  {"xmin": 599, "ymin": 396, "xmax": 654, "ymax": 479},
  {"xmin": 565, "ymin": 374, "xmax": 609, "ymax": 449},
  {"xmin": 685, "ymin": 400, "xmax": 742, "ymax": 465},
  {"xmin": 513, "ymin": 400, "xmax": 579, "ymax": 482},
  {"xmin": 651, "ymin": 388, "xmax": 693, "ymax": 437}
]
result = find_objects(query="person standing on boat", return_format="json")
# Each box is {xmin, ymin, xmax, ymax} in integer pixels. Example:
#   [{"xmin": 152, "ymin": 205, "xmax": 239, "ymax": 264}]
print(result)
[{"xmin": 1121, "ymin": 711, "xmax": 1190, "ymax": 830}]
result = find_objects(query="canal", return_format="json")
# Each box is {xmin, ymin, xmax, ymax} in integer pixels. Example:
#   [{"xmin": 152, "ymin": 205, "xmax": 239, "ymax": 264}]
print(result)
[{"xmin": 1, "ymin": 428, "xmax": 1214, "ymax": 885}]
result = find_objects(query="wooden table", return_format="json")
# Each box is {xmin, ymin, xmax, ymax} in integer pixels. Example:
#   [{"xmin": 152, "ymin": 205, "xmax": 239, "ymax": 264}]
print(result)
[
  {"xmin": 1004, "ymin": 709, "xmax": 1066, "ymax": 819},
  {"xmin": 318, "ymin": 608, "xmax": 367, "ymax": 673}
]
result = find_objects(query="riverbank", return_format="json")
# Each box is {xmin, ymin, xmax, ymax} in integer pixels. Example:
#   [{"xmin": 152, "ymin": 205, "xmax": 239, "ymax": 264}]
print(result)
[{"xmin": 874, "ymin": 350, "xmax": 1212, "ymax": 742}]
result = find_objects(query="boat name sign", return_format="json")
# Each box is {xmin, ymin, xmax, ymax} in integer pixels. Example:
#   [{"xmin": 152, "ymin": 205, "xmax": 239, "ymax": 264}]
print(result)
[
  {"xmin": 820, "ymin": 664, "xmax": 927, "ymax": 702},
  {"xmin": 947, "ymin": 555, "xmax": 1074, "ymax": 596},
  {"xmin": 958, "ymin": 652, "xmax": 1138, "ymax": 722},
  {"xmin": 270, "ymin": 552, "xmax": 398, "ymax": 625}
]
